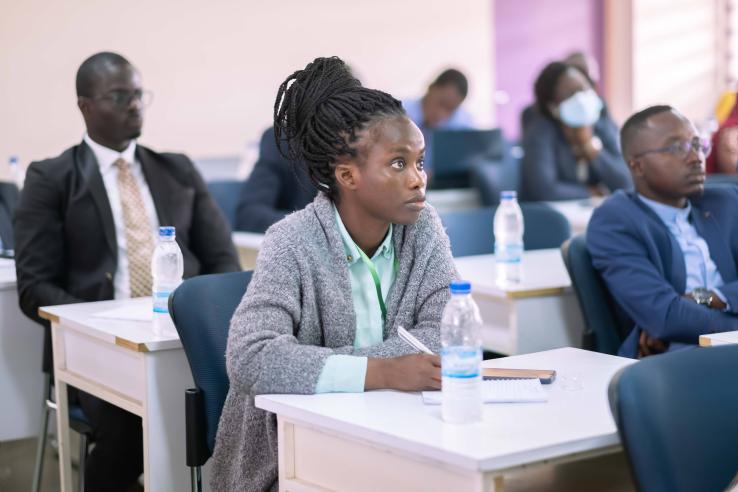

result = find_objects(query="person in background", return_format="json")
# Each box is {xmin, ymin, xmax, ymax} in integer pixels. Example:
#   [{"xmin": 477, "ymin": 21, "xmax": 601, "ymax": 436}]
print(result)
[
  {"xmin": 521, "ymin": 61, "xmax": 631, "ymax": 201},
  {"xmin": 403, "ymin": 68, "xmax": 474, "ymax": 174},
  {"xmin": 212, "ymin": 57, "xmax": 456, "ymax": 491},
  {"xmin": 563, "ymin": 51, "xmax": 600, "ymax": 89},
  {"xmin": 234, "ymin": 127, "xmax": 316, "ymax": 232},
  {"xmin": 588, "ymin": 105, "xmax": 738, "ymax": 359},
  {"xmin": 705, "ymin": 97, "xmax": 738, "ymax": 174},
  {"xmin": 13, "ymin": 52, "xmax": 240, "ymax": 492}
]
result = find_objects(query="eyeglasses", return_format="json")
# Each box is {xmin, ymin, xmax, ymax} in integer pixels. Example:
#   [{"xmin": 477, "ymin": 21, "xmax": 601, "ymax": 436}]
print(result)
[
  {"xmin": 633, "ymin": 136, "xmax": 711, "ymax": 160},
  {"xmin": 91, "ymin": 89, "xmax": 153, "ymax": 108}
]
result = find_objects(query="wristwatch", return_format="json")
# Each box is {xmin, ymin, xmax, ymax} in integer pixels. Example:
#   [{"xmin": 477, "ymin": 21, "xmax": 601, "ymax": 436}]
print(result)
[{"xmin": 692, "ymin": 288, "xmax": 714, "ymax": 307}]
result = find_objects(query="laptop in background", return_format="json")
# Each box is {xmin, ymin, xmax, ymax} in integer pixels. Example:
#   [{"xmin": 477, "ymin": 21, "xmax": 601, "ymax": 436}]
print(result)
[{"xmin": 430, "ymin": 129, "xmax": 505, "ymax": 190}]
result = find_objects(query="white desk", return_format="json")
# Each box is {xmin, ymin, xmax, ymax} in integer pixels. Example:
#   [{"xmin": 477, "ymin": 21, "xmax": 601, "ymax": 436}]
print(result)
[
  {"xmin": 232, "ymin": 231, "xmax": 264, "ymax": 270},
  {"xmin": 454, "ymin": 249, "xmax": 585, "ymax": 355},
  {"xmin": 699, "ymin": 331, "xmax": 738, "ymax": 346},
  {"xmin": 40, "ymin": 297, "xmax": 198, "ymax": 491},
  {"xmin": 0, "ymin": 259, "xmax": 45, "ymax": 441},
  {"xmin": 257, "ymin": 347, "xmax": 635, "ymax": 492},
  {"xmin": 545, "ymin": 198, "xmax": 601, "ymax": 236}
]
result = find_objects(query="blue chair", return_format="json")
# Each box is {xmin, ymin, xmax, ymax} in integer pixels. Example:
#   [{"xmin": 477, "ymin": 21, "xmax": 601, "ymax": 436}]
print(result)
[
  {"xmin": 206, "ymin": 180, "xmax": 243, "ymax": 229},
  {"xmin": 560, "ymin": 235, "xmax": 629, "ymax": 354},
  {"xmin": 169, "ymin": 271, "xmax": 253, "ymax": 492},
  {"xmin": 706, "ymin": 174, "xmax": 738, "ymax": 187},
  {"xmin": 469, "ymin": 149, "xmax": 521, "ymax": 207},
  {"xmin": 609, "ymin": 345, "xmax": 738, "ymax": 492},
  {"xmin": 439, "ymin": 203, "xmax": 571, "ymax": 257}
]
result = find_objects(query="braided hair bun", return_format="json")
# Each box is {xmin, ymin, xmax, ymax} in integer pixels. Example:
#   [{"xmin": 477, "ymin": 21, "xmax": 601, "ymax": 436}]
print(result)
[{"xmin": 274, "ymin": 56, "xmax": 405, "ymax": 199}]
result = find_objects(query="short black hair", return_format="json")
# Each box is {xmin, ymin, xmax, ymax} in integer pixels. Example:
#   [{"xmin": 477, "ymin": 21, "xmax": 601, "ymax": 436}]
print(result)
[
  {"xmin": 430, "ymin": 68, "xmax": 468, "ymax": 99},
  {"xmin": 76, "ymin": 52, "xmax": 131, "ymax": 97},
  {"xmin": 620, "ymin": 105, "xmax": 674, "ymax": 160},
  {"xmin": 534, "ymin": 61, "xmax": 594, "ymax": 120},
  {"xmin": 273, "ymin": 56, "xmax": 405, "ymax": 201}
]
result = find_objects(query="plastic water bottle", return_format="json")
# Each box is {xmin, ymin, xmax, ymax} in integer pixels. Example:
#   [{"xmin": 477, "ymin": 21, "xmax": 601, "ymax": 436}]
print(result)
[
  {"xmin": 151, "ymin": 226, "xmax": 183, "ymax": 336},
  {"xmin": 494, "ymin": 190, "xmax": 524, "ymax": 285},
  {"xmin": 441, "ymin": 280, "xmax": 483, "ymax": 424}
]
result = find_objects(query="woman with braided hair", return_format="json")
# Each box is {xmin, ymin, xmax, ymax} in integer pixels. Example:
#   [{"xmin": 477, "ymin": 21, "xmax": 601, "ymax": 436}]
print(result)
[{"xmin": 211, "ymin": 56, "xmax": 457, "ymax": 491}]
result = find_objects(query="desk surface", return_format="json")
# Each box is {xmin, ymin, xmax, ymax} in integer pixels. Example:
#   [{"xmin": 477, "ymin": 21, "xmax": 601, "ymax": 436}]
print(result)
[
  {"xmin": 232, "ymin": 231, "xmax": 265, "ymax": 250},
  {"xmin": 699, "ymin": 331, "xmax": 738, "ymax": 346},
  {"xmin": 39, "ymin": 297, "xmax": 180, "ymax": 352},
  {"xmin": 454, "ymin": 249, "xmax": 571, "ymax": 298},
  {"xmin": 0, "ymin": 258, "xmax": 16, "ymax": 290},
  {"xmin": 257, "ymin": 347, "xmax": 634, "ymax": 473}
]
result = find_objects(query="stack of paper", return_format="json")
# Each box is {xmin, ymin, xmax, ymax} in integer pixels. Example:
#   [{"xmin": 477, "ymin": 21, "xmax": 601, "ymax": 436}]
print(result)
[{"xmin": 422, "ymin": 378, "xmax": 547, "ymax": 405}]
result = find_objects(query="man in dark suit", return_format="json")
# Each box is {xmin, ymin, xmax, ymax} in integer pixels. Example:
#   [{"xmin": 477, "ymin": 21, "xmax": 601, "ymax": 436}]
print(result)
[
  {"xmin": 234, "ymin": 127, "xmax": 316, "ymax": 232},
  {"xmin": 588, "ymin": 105, "xmax": 738, "ymax": 358},
  {"xmin": 14, "ymin": 52, "xmax": 240, "ymax": 492}
]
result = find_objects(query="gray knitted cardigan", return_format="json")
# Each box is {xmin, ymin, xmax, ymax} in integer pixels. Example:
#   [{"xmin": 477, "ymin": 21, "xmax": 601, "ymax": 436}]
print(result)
[{"xmin": 211, "ymin": 192, "xmax": 457, "ymax": 491}]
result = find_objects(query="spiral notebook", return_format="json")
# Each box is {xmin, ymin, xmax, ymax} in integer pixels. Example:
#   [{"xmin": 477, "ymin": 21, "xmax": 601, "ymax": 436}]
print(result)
[{"xmin": 421, "ymin": 378, "xmax": 548, "ymax": 405}]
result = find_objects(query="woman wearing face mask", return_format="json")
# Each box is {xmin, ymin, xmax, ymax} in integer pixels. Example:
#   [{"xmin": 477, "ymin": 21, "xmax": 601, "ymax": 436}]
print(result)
[{"xmin": 521, "ymin": 61, "xmax": 631, "ymax": 201}]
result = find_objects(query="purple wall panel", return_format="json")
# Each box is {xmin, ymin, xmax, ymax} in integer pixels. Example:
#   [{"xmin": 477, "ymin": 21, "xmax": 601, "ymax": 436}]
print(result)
[{"xmin": 494, "ymin": 0, "xmax": 604, "ymax": 140}]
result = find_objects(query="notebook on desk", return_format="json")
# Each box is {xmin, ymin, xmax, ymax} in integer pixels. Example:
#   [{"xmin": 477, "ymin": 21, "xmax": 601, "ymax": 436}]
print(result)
[{"xmin": 422, "ymin": 378, "xmax": 548, "ymax": 405}]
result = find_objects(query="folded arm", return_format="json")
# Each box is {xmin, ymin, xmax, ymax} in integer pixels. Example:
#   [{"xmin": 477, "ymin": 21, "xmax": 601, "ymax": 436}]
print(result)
[{"xmin": 588, "ymin": 209, "xmax": 738, "ymax": 344}]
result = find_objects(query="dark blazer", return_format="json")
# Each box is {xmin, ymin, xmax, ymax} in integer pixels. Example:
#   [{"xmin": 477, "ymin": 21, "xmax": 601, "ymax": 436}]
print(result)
[
  {"xmin": 0, "ymin": 182, "xmax": 19, "ymax": 250},
  {"xmin": 14, "ymin": 141, "xmax": 241, "ymax": 329},
  {"xmin": 587, "ymin": 188, "xmax": 738, "ymax": 358},
  {"xmin": 234, "ymin": 128, "xmax": 316, "ymax": 233},
  {"xmin": 521, "ymin": 109, "xmax": 631, "ymax": 201}
]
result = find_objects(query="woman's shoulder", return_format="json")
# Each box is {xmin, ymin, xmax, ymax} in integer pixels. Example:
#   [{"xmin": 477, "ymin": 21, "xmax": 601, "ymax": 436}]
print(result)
[
  {"xmin": 522, "ymin": 111, "xmax": 559, "ymax": 144},
  {"xmin": 407, "ymin": 203, "xmax": 448, "ymax": 246},
  {"xmin": 261, "ymin": 202, "xmax": 321, "ymax": 252}
]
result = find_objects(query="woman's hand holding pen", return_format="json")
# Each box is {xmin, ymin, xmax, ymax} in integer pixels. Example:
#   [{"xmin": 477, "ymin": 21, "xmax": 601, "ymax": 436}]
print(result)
[{"xmin": 365, "ymin": 354, "xmax": 442, "ymax": 391}]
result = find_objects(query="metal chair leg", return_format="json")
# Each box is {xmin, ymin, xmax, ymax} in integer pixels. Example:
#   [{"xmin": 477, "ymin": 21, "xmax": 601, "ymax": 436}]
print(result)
[
  {"xmin": 191, "ymin": 465, "xmax": 202, "ymax": 492},
  {"xmin": 77, "ymin": 433, "xmax": 88, "ymax": 492},
  {"xmin": 31, "ymin": 374, "xmax": 52, "ymax": 492}
]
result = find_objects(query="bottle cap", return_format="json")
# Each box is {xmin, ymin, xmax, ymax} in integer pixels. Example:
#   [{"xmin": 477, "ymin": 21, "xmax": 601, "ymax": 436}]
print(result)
[
  {"xmin": 8, "ymin": 156, "xmax": 18, "ymax": 165},
  {"xmin": 500, "ymin": 190, "xmax": 517, "ymax": 200},
  {"xmin": 449, "ymin": 280, "xmax": 471, "ymax": 294},
  {"xmin": 159, "ymin": 226, "xmax": 175, "ymax": 237}
]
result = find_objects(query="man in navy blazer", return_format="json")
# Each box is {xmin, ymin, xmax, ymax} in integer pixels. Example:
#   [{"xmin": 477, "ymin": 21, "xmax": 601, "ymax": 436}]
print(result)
[
  {"xmin": 234, "ymin": 127, "xmax": 316, "ymax": 232},
  {"xmin": 588, "ymin": 105, "xmax": 738, "ymax": 358}
]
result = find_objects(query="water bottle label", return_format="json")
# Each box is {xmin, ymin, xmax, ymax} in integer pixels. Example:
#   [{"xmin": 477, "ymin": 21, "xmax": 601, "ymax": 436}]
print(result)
[
  {"xmin": 441, "ymin": 346, "xmax": 481, "ymax": 378},
  {"xmin": 495, "ymin": 243, "xmax": 523, "ymax": 264},
  {"xmin": 153, "ymin": 290, "xmax": 171, "ymax": 313}
]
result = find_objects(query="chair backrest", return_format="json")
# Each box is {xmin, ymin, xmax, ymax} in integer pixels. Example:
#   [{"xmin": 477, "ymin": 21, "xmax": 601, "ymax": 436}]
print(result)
[
  {"xmin": 609, "ymin": 345, "xmax": 738, "ymax": 492},
  {"xmin": 469, "ymin": 151, "xmax": 521, "ymax": 207},
  {"xmin": 169, "ymin": 270, "xmax": 253, "ymax": 454},
  {"xmin": 560, "ymin": 235, "xmax": 626, "ymax": 354},
  {"xmin": 439, "ymin": 203, "xmax": 571, "ymax": 257},
  {"xmin": 706, "ymin": 174, "xmax": 738, "ymax": 188},
  {"xmin": 206, "ymin": 180, "xmax": 243, "ymax": 229}
]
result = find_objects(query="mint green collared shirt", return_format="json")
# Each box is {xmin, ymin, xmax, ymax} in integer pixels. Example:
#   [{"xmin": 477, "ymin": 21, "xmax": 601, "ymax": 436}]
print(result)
[{"xmin": 314, "ymin": 206, "xmax": 397, "ymax": 393}]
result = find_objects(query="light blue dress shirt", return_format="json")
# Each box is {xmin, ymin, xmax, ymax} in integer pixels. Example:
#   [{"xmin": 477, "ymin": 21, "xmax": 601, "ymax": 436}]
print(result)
[
  {"xmin": 314, "ymin": 206, "xmax": 397, "ymax": 393},
  {"xmin": 639, "ymin": 195, "xmax": 727, "ymax": 304},
  {"xmin": 402, "ymin": 98, "xmax": 474, "ymax": 173}
]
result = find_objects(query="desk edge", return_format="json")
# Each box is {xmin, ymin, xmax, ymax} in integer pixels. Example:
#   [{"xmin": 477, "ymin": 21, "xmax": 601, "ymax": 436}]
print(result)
[
  {"xmin": 506, "ymin": 287, "xmax": 566, "ymax": 299},
  {"xmin": 115, "ymin": 337, "xmax": 149, "ymax": 353},
  {"xmin": 38, "ymin": 307, "xmax": 59, "ymax": 323}
]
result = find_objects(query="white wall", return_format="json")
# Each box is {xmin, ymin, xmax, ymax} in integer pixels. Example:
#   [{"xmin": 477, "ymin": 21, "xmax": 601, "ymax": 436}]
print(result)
[
  {"xmin": 0, "ymin": 0, "xmax": 494, "ymax": 177},
  {"xmin": 604, "ymin": 0, "xmax": 731, "ymax": 127}
]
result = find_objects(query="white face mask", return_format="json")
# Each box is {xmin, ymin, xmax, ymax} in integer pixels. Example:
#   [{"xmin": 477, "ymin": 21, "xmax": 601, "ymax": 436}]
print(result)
[{"xmin": 557, "ymin": 89, "xmax": 603, "ymax": 128}]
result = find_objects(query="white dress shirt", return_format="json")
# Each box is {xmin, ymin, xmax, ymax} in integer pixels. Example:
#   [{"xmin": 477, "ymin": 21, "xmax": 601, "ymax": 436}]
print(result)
[{"xmin": 84, "ymin": 134, "xmax": 160, "ymax": 299}]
